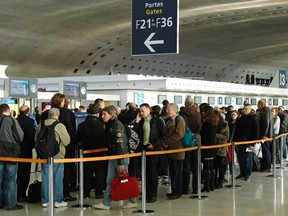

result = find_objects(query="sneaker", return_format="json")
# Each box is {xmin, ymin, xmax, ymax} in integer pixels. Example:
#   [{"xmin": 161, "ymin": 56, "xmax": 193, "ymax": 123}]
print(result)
[
  {"xmin": 42, "ymin": 203, "xmax": 48, "ymax": 208},
  {"xmin": 121, "ymin": 202, "xmax": 137, "ymax": 209},
  {"xmin": 93, "ymin": 202, "xmax": 110, "ymax": 210},
  {"xmin": 244, "ymin": 176, "xmax": 250, "ymax": 181},
  {"xmin": 54, "ymin": 201, "xmax": 68, "ymax": 208}
]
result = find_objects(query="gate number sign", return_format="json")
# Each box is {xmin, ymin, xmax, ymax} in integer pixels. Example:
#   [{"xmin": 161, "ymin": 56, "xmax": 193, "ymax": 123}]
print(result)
[{"xmin": 132, "ymin": 0, "xmax": 179, "ymax": 55}]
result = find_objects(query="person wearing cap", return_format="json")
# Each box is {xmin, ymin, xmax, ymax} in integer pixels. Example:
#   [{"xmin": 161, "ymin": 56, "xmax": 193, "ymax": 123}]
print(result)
[
  {"xmin": 93, "ymin": 106, "xmax": 137, "ymax": 210},
  {"xmin": 35, "ymin": 108, "xmax": 70, "ymax": 208},
  {"xmin": 75, "ymin": 103, "xmax": 106, "ymax": 198},
  {"xmin": 16, "ymin": 105, "xmax": 36, "ymax": 202}
]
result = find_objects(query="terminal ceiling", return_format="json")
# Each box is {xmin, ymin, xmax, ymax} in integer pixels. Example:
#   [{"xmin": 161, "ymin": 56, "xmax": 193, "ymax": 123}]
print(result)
[{"xmin": 0, "ymin": 0, "xmax": 288, "ymax": 84}]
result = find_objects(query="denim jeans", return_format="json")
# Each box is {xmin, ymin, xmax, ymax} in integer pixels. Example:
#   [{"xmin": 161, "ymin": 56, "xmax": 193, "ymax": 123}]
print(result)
[
  {"xmin": 236, "ymin": 146, "xmax": 253, "ymax": 177},
  {"xmin": 281, "ymin": 136, "xmax": 287, "ymax": 159},
  {"xmin": 0, "ymin": 162, "xmax": 18, "ymax": 208},
  {"xmin": 261, "ymin": 141, "xmax": 271, "ymax": 170},
  {"xmin": 41, "ymin": 158, "xmax": 64, "ymax": 203},
  {"xmin": 103, "ymin": 158, "xmax": 137, "ymax": 206},
  {"xmin": 169, "ymin": 159, "xmax": 183, "ymax": 196}
]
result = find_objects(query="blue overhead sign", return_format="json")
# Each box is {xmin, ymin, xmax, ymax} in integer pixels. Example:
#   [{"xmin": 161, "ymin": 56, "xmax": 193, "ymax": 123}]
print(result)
[
  {"xmin": 132, "ymin": 0, "xmax": 179, "ymax": 55},
  {"xmin": 279, "ymin": 69, "xmax": 286, "ymax": 88}
]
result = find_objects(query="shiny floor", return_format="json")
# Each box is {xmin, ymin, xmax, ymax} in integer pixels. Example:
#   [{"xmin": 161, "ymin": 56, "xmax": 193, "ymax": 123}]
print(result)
[{"xmin": 5, "ymin": 164, "xmax": 288, "ymax": 216}]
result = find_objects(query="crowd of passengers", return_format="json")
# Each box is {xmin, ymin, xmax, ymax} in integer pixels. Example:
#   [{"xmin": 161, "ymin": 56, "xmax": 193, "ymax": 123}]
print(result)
[{"xmin": 0, "ymin": 93, "xmax": 288, "ymax": 211}]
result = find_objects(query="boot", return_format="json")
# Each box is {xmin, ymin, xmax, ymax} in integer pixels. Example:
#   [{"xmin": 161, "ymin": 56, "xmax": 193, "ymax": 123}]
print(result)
[
  {"xmin": 210, "ymin": 169, "xmax": 216, "ymax": 191},
  {"xmin": 201, "ymin": 169, "xmax": 211, "ymax": 192}
]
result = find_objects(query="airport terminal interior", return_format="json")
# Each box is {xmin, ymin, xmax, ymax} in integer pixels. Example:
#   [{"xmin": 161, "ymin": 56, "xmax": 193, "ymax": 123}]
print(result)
[
  {"xmin": 1, "ymin": 0, "xmax": 288, "ymax": 215},
  {"xmin": 4, "ymin": 166, "xmax": 288, "ymax": 216}
]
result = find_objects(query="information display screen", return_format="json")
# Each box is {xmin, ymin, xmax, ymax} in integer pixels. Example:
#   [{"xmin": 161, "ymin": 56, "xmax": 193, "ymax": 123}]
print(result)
[
  {"xmin": 64, "ymin": 82, "xmax": 80, "ymax": 98},
  {"xmin": 10, "ymin": 79, "xmax": 29, "ymax": 97}
]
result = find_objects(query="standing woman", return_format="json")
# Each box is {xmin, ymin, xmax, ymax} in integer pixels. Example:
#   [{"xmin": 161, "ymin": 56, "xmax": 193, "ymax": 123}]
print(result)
[
  {"xmin": 200, "ymin": 105, "xmax": 219, "ymax": 192},
  {"xmin": 93, "ymin": 106, "xmax": 137, "ymax": 210},
  {"xmin": 227, "ymin": 110, "xmax": 239, "ymax": 172}
]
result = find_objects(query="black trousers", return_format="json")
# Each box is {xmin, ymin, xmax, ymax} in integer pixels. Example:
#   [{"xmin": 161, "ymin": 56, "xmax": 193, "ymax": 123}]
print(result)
[
  {"xmin": 17, "ymin": 161, "xmax": 31, "ymax": 198},
  {"xmin": 146, "ymin": 155, "xmax": 159, "ymax": 199},
  {"xmin": 83, "ymin": 161, "xmax": 106, "ymax": 196}
]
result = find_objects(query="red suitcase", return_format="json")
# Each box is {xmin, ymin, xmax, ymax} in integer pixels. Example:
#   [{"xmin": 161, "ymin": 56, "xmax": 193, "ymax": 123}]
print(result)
[{"xmin": 111, "ymin": 170, "xmax": 140, "ymax": 201}]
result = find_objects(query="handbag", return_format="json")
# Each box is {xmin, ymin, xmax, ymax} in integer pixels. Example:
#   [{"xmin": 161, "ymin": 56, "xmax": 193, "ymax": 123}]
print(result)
[
  {"xmin": 0, "ymin": 141, "xmax": 21, "ymax": 157},
  {"xmin": 110, "ymin": 170, "xmax": 140, "ymax": 201},
  {"xmin": 176, "ymin": 115, "xmax": 196, "ymax": 147}
]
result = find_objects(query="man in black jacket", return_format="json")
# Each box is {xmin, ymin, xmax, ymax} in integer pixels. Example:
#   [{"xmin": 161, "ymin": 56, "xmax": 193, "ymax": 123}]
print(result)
[
  {"xmin": 76, "ymin": 104, "xmax": 106, "ymax": 198},
  {"xmin": 234, "ymin": 104, "xmax": 259, "ymax": 180},
  {"xmin": 118, "ymin": 102, "xmax": 138, "ymax": 125},
  {"xmin": 133, "ymin": 103, "xmax": 166, "ymax": 203},
  {"xmin": 16, "ymin": 105, "xmax": 36, "ymax": 202}
]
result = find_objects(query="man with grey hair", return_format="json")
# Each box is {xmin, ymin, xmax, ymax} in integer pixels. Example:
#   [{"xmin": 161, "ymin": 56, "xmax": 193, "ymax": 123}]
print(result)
[
  {"xmin": 35, "ymin": 108, "xmax": 70, "ymax": 208},
  {"xmin": 162, "ymin": 103, "xmax": 185, "ymax": 200}
]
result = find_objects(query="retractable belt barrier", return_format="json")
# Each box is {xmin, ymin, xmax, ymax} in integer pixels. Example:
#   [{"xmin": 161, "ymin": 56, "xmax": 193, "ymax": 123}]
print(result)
[{"xmin": 0, "ymin": 133, "xmax": 287, "ymax": 216}]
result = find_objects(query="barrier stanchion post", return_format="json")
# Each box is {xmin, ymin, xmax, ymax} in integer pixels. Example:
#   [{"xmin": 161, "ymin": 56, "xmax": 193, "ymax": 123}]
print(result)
[
  {"xmin": 190, "ymin": 143, "xmax": 208, "ymax": 200},
  {"xmin": 48, "ymin": 157, "xmax": 54, "ymax": 216},
  {"xmin": 268, "ymin": 138, "xmax": 281, "ymax": 178},
  {"xmin": 134, "ymin": 149, "xmax": 154, "ymax": 215},
  {"xmin": 72, "ymin": 149, "xmax": 91, "ymax": 209},
  {"xmin": 277, "ymin": 136, "xmax": 286, "ymax": 170},
  {"xmin": 226, "ymin": 142, "xmax": 241, "ymax": 190}
]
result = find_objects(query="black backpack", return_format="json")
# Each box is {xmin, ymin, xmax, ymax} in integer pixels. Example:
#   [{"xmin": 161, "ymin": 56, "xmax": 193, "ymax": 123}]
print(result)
[
  {"xmin": 27, "ymin": 180, "xmax": 41, "ymax": 203},
  {"xmin": 36, "ymin": 121, "xmax": 60, "ymax": 159}
]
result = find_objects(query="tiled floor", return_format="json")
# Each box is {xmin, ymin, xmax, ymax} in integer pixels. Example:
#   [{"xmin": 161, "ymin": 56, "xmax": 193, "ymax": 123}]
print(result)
[{"xmin": 4, "ymin": 165, "xmax": 288, "ymax": 216}]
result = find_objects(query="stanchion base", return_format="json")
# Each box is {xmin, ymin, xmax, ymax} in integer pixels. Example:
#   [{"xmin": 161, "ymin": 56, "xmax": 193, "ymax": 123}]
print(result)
[
  {"xmin": 133, "ymin": 209, "xmax": 154, "ymax": 215},
  {"xmin": 72, "ymin": 204, "xmax": 92, "ymax": 210},
  {"xmin": 276, "ymin": 167, "xmax": 287, "ymax": 170},
  {"xmin": 225, "ymin": 185, "xmax": 242, "ymax": 190},
  {"xmin": 161, "ymin": 182, "xmax": 171, "ymax": 186},
  {"xmin": 190, "ymin": 195, "xmax": 208, "ymax": 200},
  {"xmin": 267, "ymin": 174, "xmax": 281, "ymax": 178}
]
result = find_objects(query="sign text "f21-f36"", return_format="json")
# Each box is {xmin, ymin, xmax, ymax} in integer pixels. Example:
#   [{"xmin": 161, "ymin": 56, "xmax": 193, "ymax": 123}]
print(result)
[{"xmin": 132, "ymin": 0, "xmax": 179, "ymax": 55}]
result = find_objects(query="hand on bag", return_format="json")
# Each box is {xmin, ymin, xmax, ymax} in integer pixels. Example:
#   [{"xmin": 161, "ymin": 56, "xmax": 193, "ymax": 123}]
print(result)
[{"xmin": 118, "ymin": 165, "xmax": 125, "ymax": 172}]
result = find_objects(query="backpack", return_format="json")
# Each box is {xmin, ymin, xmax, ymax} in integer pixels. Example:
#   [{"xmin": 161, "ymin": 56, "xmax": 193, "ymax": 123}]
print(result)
[
  {"xmin": 124, "ymin": 124, "xmax": 140, "ymax": 153},
  {"xmin": 27, "ymin": 180, "xmax": 41, "ymax": 203},
  {"xmin": 176, "ymin": 115, "xmax": 196, "ymax": 148},
  {"xmin": 36, "ymin": 121, "xmax": 60, "ymax": 159}
]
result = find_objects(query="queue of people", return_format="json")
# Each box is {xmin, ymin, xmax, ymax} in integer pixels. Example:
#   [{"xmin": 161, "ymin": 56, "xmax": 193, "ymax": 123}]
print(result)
[{"xmin": 0, "ymin": 94, "xmax": 287, "ymax": 211}]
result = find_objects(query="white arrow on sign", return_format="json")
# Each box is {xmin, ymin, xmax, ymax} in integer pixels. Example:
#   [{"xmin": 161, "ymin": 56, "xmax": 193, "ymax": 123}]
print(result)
[{"xmin": 144, "ymin": 32, "xmax": 164, "ymax": 53}]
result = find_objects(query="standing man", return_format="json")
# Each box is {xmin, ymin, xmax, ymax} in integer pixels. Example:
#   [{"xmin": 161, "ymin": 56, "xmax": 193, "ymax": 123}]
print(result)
[
  {"xmin": 0, "ymin": 103, "xmax": 24, "ymax": 210},
  {"xmin": 234, "ymin": 104, "xmax": 259, "ymax": 180},
  {"xmin": 257, "ymin": 100, "xmax": 274, "ymax": 172},
  {"xmin": 277, "ymin": 106, "xmax": 288, "ymax": 160},
  {"xmin": 75, "ymin": 104, "xmax": 106, "ymax": 198},
  {"xmin": 181, "ymin": 97, "xmax": 202, "ymax": 194},
  {"xmin": 118, "ymin": 102, "xmax": 138, "ymax": 125},
  {"xmin": 16, "ymin": 105, "xmax": 36, "ymax": 202},
  {"xmin": 162, "ymin": 103, "xmax": 185, "ymax": 200},
  {"xmin": 133, "ymin": 103, "xmax": 166, "ymax": 203},
  {"xmin": 35, "ymin": 108, "xmax": 70, "ymax": 208}
]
